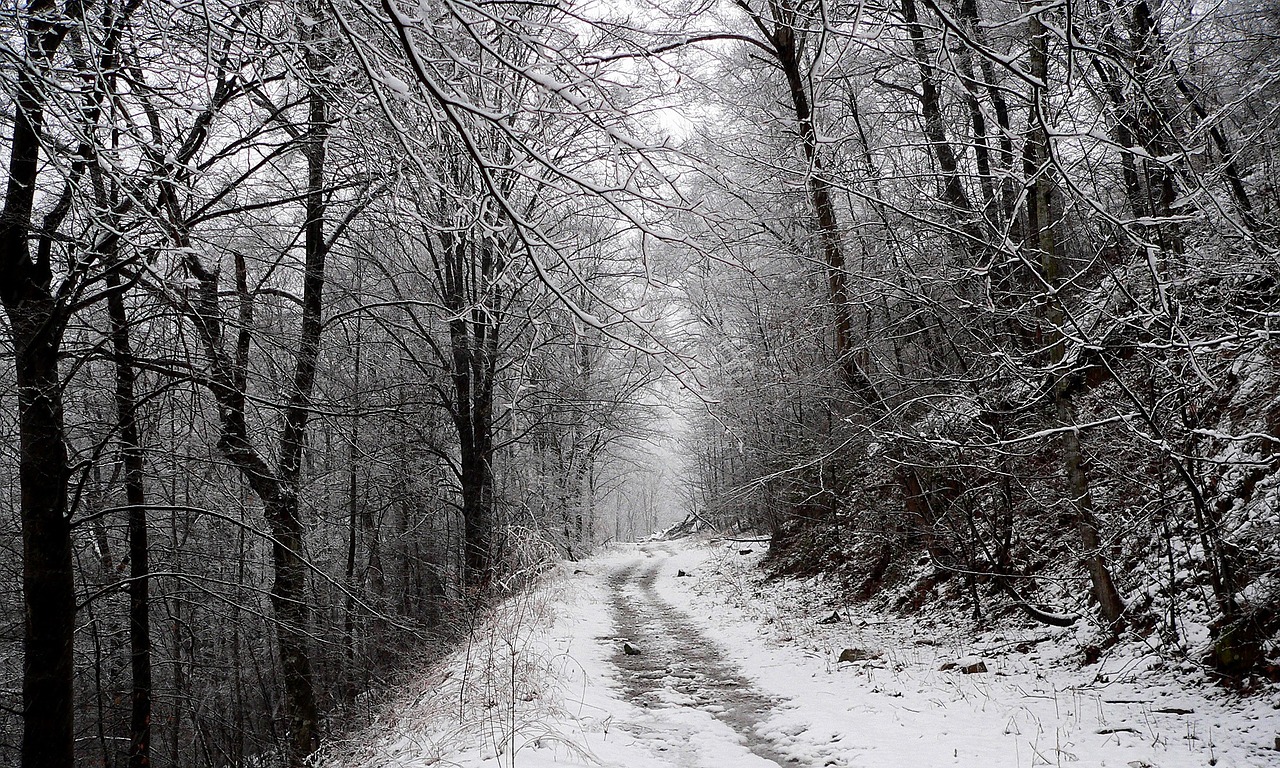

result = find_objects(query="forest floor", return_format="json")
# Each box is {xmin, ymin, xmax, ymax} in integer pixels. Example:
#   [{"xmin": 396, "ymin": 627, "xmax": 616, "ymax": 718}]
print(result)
[{"xmin": 319, "ymin": 537, "xmax": 1280, "ymax": 768}]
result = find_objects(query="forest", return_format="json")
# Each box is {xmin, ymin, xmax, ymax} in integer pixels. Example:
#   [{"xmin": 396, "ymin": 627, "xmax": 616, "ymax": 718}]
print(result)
[{"xmin": 1, "ymin": 0, "xmax": 1278, "ymax": 766}]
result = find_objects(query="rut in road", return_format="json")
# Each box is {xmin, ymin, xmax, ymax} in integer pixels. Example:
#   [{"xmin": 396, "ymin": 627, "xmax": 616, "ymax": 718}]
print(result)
[{"xmin": 607, "ymin": 546, "xmax": 794, "ymax": 766}]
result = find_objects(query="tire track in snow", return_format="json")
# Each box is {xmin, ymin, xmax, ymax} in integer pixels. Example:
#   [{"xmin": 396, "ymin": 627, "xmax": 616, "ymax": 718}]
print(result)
[{"xmin": 606, "ymin": 544, "xmax": 795, "ymax": 767}]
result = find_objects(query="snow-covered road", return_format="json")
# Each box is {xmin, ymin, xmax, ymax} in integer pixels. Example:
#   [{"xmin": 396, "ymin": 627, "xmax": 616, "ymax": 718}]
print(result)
[
  {"xmin": 606, "ymin": 543, "xmax": 790, "ymax": 766},
  {"xmin": 322, "ymin": 538, "xmax": 1280, "ymax": 768}
]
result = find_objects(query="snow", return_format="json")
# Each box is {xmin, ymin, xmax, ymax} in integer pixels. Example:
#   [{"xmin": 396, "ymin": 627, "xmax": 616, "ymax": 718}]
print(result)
[
  {"xmin": 378, "ymin": 72, "xmax": 414, "ymax": 101},
  {"xmin": 320, "ymin": 538, "xmax": 1280, "ymax": 768}
]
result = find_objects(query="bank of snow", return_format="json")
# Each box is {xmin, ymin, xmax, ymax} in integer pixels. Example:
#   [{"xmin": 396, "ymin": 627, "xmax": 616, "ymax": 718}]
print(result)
[
  {"xmin": 664, "ymin": 537, "xmax": 1280, "ymax": 768},
  {"xmin": 319, "ymin": 538, "xmax": 1280, "ymax": 767}
]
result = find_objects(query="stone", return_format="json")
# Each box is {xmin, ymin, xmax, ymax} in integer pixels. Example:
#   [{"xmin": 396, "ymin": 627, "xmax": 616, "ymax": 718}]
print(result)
[
  {"xmin": 623, "ymin": 642, "xmax": 641, "ymax": 656},
  {"xmin": 837, "ymin": 648, "xmax": 880, "ymax": 663},
  {"xmin": 961, "ymin": 659, "xmax": 988, "ymax": 674}
]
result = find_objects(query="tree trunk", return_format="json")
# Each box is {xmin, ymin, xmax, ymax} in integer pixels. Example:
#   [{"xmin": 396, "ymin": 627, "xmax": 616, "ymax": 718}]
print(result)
[
  {"xmin": 264, "ymin": 498, "xmax": 320, "ymax": 763},
  {"xmin": 770, "ymin": 20, "xmax": 880, "ymax": 403},
  {"xmin": 1026, "ymin": 9, "xmax": 1126, "ymax": 628},
  {"xmin": 106, "ymin": 261, "xmax": 153, "ymax": 768},
  {"xmin": 0, "ymin": 3, "xmax": 81, "ymax": 765},
  {"xmin": 267, "ymin": 47, "xmax": 329, "ymax": 762},
  {"xmin": 902, "ymin": 0, "xmax": 975, "ymax": 220},
  {"xmin": 1058, "ymin": 395, "xmax": 1126, "ymax": 625},
  {"xmin": 178, "ymin": 43, "xmax": 329, "ymax": 764},
  {"xmin": 460, "ymin": 447, "xmax": 495, "ymax": 588},
  {"xmin": 7, "ymin": 304, "xmax": 76, "ymax": 768},
  {"xmin": 441, "ymin": 233, "xmax": 502, "ymax": 591},
  {"xmin": 759, "ymin": 5, "xmax": 954, "ymax": 556}
]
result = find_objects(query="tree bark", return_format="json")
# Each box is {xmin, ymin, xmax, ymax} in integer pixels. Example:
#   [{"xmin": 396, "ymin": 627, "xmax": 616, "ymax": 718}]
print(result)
[
  {"xmin": 267, "ymin": 32, "xmax": 330, "ymax": 762},
  {"xmin": 0, "ymin": 2, "xmax": 83, "ymax": 765},
  {"xmin": 765, "ymin": 7, "xmax": 881, "ymax": 404},
  {"xmin": 105, "ymin": 257, "xmax": 153, "ymax": 768},
  {"xmin": 442, "ymin": 232, "xmax": 502, "ymax": 591},
  {"xmin": 177, "ymin": 52, "xmax": 328, "ymax": 766},
  {"xmin": 5, "ymin": 296, "xmax": 75, "ymax": 768},
  {"xmin": 902, "ymin": 0, "xmax": 975, "ymax": 219},
  {"xmin": 1026, "ymin": 9, "xmax": 1126, "ymax": 628}
]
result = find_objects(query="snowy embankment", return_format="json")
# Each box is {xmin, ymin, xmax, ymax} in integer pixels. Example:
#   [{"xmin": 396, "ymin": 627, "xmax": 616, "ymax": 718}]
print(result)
[{"xmin": 318, "ymin": 538, "xmax": 1279, "ymax": 768}]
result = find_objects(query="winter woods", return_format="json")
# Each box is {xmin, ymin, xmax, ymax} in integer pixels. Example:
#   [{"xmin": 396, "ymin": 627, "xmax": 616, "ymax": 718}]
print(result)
[
  {"xmin": 3, "ymin": 0, "xmax": 1280, "ymax": 765},
  {"xmin": 676, "ymin": 0, "xmax": 1280, "ymax": 681},
  {"xmin": 0, "ymin": 0, "xmax": 660, "ymax": 765}
]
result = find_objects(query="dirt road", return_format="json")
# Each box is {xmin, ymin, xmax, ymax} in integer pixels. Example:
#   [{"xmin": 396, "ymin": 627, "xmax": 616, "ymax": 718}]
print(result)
[{"xmin": 604, "ymin": 544, "xmax": 794, "ymax": 766}]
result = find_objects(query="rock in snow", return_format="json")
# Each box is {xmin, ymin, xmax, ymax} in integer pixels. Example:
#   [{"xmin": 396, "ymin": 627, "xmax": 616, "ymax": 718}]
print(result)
[
  {"xmin": 837, "ymin": 647, "xmax": 880, "ymax": 663},
  {"xmin": 938, "ymin": 656, "xmax": 987, "ymax": 674}
]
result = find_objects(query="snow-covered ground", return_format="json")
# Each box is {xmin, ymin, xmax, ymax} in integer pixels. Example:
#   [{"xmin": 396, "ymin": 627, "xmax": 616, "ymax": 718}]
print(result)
[{"xmin": 318, "ymin": 537, "xmax": 1280, "ymax": 768}]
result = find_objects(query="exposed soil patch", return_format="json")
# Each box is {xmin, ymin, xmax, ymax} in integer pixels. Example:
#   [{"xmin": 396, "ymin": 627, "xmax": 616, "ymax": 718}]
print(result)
[{"xmin": 606, "ymin": 545, "xmax": 794, "ymax": 766}]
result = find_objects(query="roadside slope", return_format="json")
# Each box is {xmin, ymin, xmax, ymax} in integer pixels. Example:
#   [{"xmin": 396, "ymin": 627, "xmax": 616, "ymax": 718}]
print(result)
[{"xmin": 663, "ymin": 537, "xmax": 1280, "ymax": 768}]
